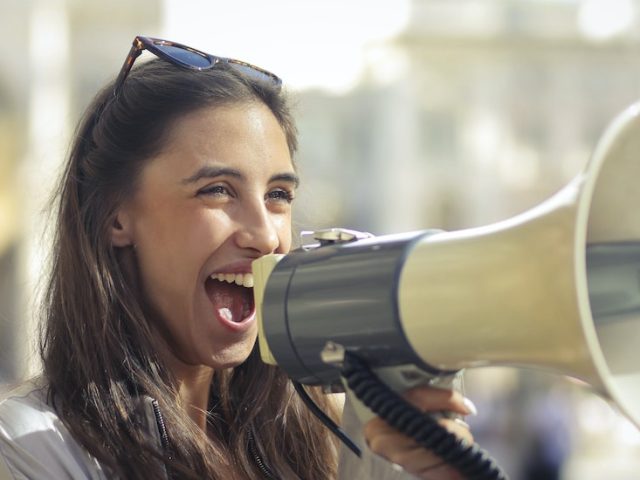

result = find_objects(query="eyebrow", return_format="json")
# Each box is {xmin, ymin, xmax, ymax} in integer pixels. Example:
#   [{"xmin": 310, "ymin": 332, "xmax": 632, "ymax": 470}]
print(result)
[
  {"xmin": 270, "ymin": 172, "xmax": 300, "ymax": 188},
  {"xmin": 181, "ymin": 165, "xmax": 300, "ymax": 188}
]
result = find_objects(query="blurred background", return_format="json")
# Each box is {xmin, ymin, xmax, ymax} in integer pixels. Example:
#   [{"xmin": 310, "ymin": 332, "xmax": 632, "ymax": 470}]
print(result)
[{"xmin": 1, "ymin": 0, "xmax": 640, "ymax": 478}]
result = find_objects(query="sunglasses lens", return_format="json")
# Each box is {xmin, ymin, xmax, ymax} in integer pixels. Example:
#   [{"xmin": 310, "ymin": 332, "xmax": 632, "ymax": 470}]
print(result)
[{"xmin": 156, "ymin": 43, "xmax": 213, "ymax": 68}]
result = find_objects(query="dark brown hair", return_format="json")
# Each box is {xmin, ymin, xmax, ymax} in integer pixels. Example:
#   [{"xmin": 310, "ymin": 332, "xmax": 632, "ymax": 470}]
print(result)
[{"xmin": 40, "ymin": 59, "xmax": 339, "ymax": 479}]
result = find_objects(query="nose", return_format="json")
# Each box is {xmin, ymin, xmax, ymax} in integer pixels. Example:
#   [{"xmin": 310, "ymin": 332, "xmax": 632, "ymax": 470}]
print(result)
[{"xmin": 234, "ymin": 201, "xmax": 281, "ymax": 255}]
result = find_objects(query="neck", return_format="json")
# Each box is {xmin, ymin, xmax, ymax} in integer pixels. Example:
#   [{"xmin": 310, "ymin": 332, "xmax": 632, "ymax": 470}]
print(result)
[
  {"xmin": 168, "ymin": 359, "xmax": 215, "ymax": 430},
  {"xmin": 150, "ymin": 329, "xmax": 216, "ymax": 430}
]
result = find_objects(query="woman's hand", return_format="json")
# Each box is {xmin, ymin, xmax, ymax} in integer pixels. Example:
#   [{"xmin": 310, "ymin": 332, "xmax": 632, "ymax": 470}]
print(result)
[{"xmin": 363, "ymin": 386, "xmax": 476, "ymax": 479}]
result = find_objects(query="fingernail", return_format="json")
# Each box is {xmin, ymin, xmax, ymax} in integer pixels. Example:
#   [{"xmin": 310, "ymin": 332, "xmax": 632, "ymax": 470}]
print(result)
[{"xmin": 463, "ymin": 397, "xmax": 478, "ymax": 416}]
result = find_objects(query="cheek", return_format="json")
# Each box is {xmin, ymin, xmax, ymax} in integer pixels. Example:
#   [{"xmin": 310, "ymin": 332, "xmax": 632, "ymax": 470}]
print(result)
[
  {"xmin": 277, "ymin": 214, "xmax": 293, "ymax": 253},
  {"xmin": 135, "ymin": 209, "xmax": 230, "ymax": 291},
  {"xmin": 139, "ymin": 205, "xmax": 227, "ymax": 251}
]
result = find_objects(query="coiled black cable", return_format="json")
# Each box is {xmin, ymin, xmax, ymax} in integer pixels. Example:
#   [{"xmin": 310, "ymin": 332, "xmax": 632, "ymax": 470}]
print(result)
[{"xmin": 341, "ymin": 353, "xmax": 508, "ymax": 480}]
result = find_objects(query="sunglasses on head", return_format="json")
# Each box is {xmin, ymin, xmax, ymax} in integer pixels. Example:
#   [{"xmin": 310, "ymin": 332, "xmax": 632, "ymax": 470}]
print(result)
[{"xmin": 113, "ymin": 36, "xmax": 283, "ymax": 97}]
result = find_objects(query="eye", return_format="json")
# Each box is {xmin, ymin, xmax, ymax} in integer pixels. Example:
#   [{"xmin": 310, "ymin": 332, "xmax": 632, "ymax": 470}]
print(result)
[
  {"xmin": 266, "ymin": 188, "xmax": 295, "ymax": 204},
  {"xmin": 197, "ymin": 184, "xmax": 232, "ymax": 197}
]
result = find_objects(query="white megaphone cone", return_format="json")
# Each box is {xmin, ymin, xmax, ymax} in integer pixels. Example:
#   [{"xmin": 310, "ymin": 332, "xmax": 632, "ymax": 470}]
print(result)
[{"xmin": 253, "ymin": 100, "xmax": 640, "ymax": 431}]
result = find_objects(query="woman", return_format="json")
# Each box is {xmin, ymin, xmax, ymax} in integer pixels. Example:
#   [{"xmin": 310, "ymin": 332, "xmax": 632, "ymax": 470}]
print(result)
[{"xmin": 0, "ymin": 37, "xmax": 474, "ymax": 479}]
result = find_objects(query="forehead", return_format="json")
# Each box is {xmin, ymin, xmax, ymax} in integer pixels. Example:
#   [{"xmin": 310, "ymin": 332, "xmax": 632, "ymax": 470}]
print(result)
[{"xmin": 147, "ymin": 101, "xmax": 294, "ymax": 182}]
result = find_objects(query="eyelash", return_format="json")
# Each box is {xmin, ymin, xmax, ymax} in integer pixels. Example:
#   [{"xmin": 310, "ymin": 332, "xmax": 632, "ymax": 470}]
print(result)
[
  {"xmin": 199, "ymin": 185, "xmax": 229, "ymax": 196},
  {"xmin": 267, "ymin": 188, "xmax": 295, "ymax": 204},
  {"xmin": 197, "ymin": 185, "xmax": 295, "ymax": 203}
]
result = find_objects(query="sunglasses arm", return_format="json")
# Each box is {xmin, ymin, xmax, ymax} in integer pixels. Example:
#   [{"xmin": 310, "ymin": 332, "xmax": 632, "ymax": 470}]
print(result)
[{"xmin": 113, "ymin": 42, "xmax": 144, "ymax": 97}]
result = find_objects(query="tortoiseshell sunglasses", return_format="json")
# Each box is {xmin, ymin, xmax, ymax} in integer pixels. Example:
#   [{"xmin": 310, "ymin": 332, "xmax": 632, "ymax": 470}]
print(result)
[{"xmin": 113, "ymin": 36, "xmax": 282, "ymax": 97}]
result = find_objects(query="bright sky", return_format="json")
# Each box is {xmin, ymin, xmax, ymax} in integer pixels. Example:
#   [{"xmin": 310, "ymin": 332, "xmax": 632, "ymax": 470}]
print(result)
[{"xmin": 162, "ymin": 0, "xmax": 410, "ymax": 93}]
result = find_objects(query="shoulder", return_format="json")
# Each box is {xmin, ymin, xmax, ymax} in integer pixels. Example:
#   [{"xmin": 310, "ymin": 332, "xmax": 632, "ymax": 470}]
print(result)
[
  {"xmin": 0, "ymin": 382, "xmax": 58, "ymax": 439},
  {"xmin": 0, "ymin": 381, "xmax": 107, "ymax": 480}
]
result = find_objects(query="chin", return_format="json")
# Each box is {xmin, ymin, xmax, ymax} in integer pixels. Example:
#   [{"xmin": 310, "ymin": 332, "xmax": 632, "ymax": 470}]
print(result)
[{"xmin": 203, "ymin": 338, "xmax": 257, "ymax": 370}]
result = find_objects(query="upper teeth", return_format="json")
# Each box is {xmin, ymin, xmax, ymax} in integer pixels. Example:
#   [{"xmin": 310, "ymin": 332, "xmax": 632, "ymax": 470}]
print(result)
[{"xmin": 211, "ymin": 272, "xmax": 254, "ymax": 288}]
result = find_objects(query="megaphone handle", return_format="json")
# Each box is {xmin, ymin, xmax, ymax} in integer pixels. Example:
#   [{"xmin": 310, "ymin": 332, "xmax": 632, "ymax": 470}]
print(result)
[{"xmin": 341, "ymin": 353, "xmax": 508, "ymax": 480}]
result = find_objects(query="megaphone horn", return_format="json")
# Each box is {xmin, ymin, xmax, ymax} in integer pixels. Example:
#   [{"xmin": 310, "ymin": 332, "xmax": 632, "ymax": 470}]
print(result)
[{"xmin": 252, "ymin": 101, "xmax": 640, "ymax": 430}]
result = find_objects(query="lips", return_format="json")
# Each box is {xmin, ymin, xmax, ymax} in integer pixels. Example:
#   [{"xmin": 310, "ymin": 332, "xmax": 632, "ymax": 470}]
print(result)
[{"xmin": 205, "ymin": 273, "xmax": 255, "ymax": 330}]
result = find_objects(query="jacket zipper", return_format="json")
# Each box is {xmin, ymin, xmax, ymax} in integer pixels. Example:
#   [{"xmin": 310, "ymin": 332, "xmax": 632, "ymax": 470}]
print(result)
[
  {"xmin": 151, "ymin": 399, "xmax": 171, "ymax": 457},
  {"xmin": 248, "ymin": 430, "xmax": 278, "ymax": 480}
]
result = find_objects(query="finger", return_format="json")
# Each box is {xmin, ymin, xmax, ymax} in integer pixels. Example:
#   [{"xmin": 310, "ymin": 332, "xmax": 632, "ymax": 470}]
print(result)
[
  {"xmin": 362, "ymin": 388, "xmax": 476, "ymax": 478},
  {"xmin": 403, "ymin": 386, "xmax": 477, "ymax": 417},
  {"xmin": 439, "ymin": 417, "xmax": 474, "ymax": 445},
  {"xmin": 365, "ymin": 416, "xmax": 473, "ymax": 447},
  {"xmin": 364, "ymin": 417, "xmax": 473, "ymax": 475},
  {"xmin": 416, "ymin": 462, "xmax": 466, "ymax": 480},
  {"xmin": 367, "ymin": 430, "xmax": 466, "ymax": 480},
  {"xmin": 366, "ymin": 430, "xmax": 444, "ymax": 474}
]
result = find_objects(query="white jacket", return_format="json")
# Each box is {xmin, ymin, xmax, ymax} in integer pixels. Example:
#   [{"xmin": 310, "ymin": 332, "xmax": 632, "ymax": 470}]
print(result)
[
  {"xmin": 0, "ymin": 382, "xmax": 109, "ymax": 479},
  {"xmin": 0, "ymin": 382, "xmax": 167, "ymax": 480}
]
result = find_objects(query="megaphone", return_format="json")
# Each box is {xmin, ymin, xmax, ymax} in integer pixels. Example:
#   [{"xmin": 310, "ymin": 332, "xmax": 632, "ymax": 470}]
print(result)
[{"xmin": 251, "ymin": 100, "xmax": 640, "ymax": 437}]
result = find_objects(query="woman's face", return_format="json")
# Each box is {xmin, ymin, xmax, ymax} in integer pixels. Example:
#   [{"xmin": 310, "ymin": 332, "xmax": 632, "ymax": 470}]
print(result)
[{"xmin": 114, "ymin": 101, "xmax": 296, "ymax": 370}]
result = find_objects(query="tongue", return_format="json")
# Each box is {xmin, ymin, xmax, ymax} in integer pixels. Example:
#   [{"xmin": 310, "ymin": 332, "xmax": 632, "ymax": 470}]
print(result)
[{"xmin": 209, "ymin": 281, "xmax": 252, "ymax": 323}]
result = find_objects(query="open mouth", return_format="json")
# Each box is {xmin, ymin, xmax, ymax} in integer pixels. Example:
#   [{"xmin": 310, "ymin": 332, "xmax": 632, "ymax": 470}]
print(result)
[{"xmin": 205, "ymin": 273, "xmax": 255, "ymax": 324}]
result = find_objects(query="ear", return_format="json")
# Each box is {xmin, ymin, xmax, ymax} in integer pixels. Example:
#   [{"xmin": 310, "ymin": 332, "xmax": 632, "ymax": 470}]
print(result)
[{"xmin": 111, "ymin": 209, "xmax": 134, "ymax": 248}]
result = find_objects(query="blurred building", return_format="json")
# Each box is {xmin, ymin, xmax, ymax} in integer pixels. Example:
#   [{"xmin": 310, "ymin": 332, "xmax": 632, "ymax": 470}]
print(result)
[{"xmin": 296, "ymin": 0, "xmax": 640, "ymax": 234}]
